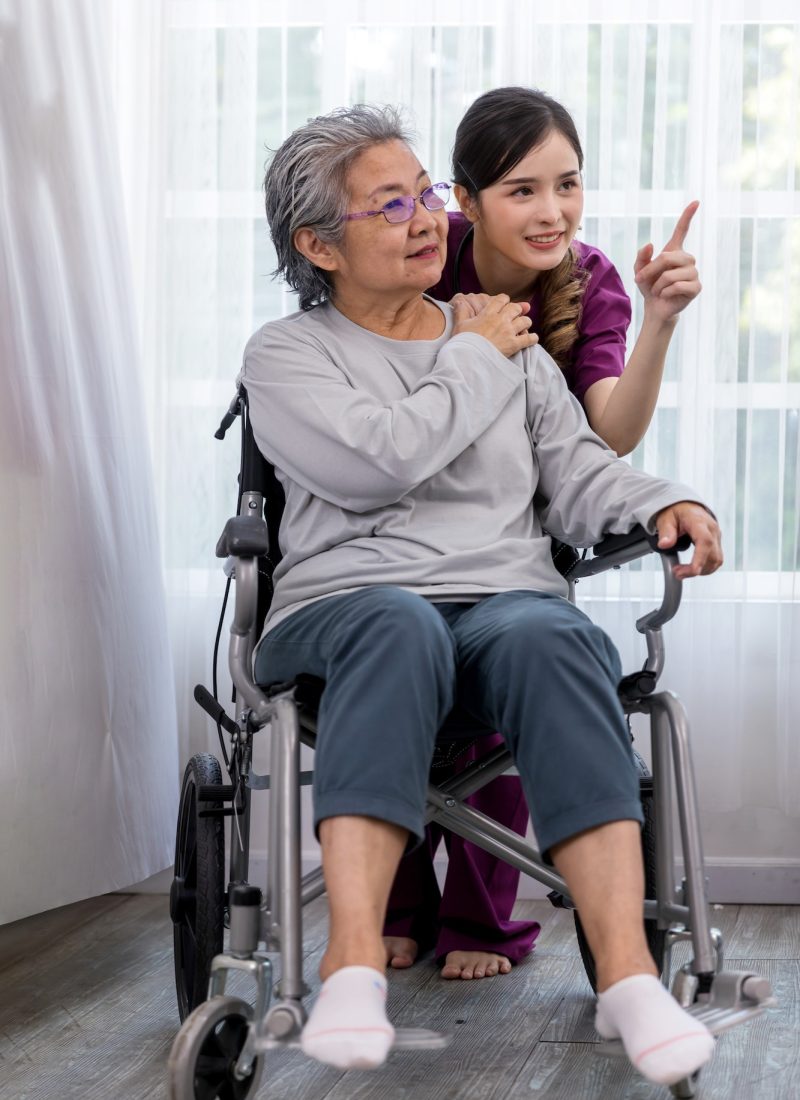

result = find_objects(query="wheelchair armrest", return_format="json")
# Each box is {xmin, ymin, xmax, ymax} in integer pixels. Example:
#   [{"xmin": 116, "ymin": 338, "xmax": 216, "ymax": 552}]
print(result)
[
  {"xmin": 568, "ymin": 524, "xmax": 694, "ymax": 698},
  {"xmin": 568, "ymin": 523, "xmax": 691, "ymax": 581},
  {"xmin": 593, "ymin": 525, "xmax": 692, "ymax": 558},
  {"xmin": 215, "ymin": 515, "xmax": 269, "ymax": 559}
]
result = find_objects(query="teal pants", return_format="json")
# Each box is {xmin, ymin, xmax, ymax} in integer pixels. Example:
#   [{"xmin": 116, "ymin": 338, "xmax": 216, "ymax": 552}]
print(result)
[{"xmin": 255, "ymin": 586, "xmax": 642, "ymax": 856}]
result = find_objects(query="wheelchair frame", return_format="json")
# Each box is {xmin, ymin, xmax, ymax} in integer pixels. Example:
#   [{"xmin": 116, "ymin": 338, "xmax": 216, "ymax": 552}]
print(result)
[{"xmin": 167, "ymin": 388, "xmax": 775, "ymax": 1100}]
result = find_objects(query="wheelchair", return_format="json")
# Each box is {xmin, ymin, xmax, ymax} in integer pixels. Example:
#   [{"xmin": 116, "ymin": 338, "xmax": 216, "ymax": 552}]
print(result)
[{"xmin": 167, "ymin": 385, "xmax": 774, "ymax": 1100}]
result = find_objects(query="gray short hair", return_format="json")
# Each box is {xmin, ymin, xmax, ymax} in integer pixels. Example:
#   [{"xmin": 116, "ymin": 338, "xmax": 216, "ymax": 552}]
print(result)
[{"xmin": 264, "ymin": 104, "xmax": 414, "ymax": 310}]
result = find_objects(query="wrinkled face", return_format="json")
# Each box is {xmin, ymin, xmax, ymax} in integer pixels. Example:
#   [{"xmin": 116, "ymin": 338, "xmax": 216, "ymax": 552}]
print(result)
[
  {"xmin": 331, "ymin": 139, "xmax": 448, "ymax": 299},
  {"xmin": 469, "ymin": 130, "xmax": 584, "ymax": 278}
]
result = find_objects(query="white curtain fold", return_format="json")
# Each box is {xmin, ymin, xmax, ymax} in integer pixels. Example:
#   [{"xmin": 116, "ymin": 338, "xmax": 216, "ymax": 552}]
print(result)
[
  {"xmin": 0, "ymin": 0, "xmax": 178, "ymax": 924},
  {"xmin": 117, "ymin": 1, "xmax": 797, "ymax": 896}
]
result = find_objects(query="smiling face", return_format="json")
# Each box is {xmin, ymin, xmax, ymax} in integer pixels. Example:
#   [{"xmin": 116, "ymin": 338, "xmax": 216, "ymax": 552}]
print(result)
[
  {"xmin": 328, "ymin": 139, "xmax": 448, "ymax": 305},
  {"xmin": 462, "ymin": 129, "xmax": 584, "ymax": 292}
]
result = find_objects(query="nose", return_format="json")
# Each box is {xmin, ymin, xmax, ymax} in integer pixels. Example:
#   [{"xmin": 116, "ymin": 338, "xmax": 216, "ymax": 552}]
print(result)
[
  {"xmin": 409, "ymin": 198, "xmax": 439, "ymax": 233},
  {"xmin": 534, "ymin": 192, "xmax": 560, "ymax": 224}
]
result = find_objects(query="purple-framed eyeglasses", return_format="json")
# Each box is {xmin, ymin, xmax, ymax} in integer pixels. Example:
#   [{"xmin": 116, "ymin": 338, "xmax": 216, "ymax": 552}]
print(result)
[{"xmin": 343, "ymin": 182, "xmax": 451, "ymax": 224}]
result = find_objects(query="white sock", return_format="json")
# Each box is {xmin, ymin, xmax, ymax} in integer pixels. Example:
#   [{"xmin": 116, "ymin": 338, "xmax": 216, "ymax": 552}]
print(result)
[
  {"xmin": 595, "ymin": 974, "xmax": 715, "ymax": 1086},
  {"xmin": 301, "ymin": 966, "xmax": 395, "ymax": 1070}
]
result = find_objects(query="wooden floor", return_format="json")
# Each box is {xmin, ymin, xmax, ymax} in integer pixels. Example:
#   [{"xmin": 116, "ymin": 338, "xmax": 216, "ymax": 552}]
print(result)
[{"xmin": 0, "ymin": 894, "xmax": 797, "ymax": 1100}]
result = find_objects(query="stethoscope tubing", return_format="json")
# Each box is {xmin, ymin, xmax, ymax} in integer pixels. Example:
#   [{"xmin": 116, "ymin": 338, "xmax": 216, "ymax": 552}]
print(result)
[{"xmin": 451, "ymin": 223, "xmax": 475, "ymax": 295}]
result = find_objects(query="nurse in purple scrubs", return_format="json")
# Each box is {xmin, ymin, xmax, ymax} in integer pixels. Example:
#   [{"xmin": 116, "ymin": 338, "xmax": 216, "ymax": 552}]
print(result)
[{"xmin": 384, "ymin": 85, "xmax": 702, "ymax": 980}]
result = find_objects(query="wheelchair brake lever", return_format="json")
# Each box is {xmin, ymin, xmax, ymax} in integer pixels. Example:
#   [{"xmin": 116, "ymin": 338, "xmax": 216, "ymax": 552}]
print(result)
[{"xmin": 194, "ymin": 683, "xmax": 240, "ymax": 736}]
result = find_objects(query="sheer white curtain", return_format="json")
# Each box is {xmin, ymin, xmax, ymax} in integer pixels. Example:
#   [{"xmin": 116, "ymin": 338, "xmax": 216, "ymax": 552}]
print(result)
[
  {"xmin": 0, "ymin": 0, "xmax": 178, "ymax": 923},
  {"xmin": 127, "ymin": 0, "xmax": 798, "ymax": 899}
]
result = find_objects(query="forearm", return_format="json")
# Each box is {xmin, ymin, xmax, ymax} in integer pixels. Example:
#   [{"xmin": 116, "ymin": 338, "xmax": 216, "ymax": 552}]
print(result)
[
  {"xmin": 244, "ymin": 329, "xmax": 522, "ymax": 513},
  {"xmin": 529, "ymin": 350, "xmax": 705, "ymax": 547},
  {"xmin": 591, "ymin": 313, "xmax": 678, "ymax": 456}
]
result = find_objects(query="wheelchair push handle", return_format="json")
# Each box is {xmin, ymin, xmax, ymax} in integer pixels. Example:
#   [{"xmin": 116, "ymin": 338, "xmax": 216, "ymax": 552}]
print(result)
[
  {"xmin": 215, "ymin": 388, "xmax": 244, "ymax": 440},
  {"xmin": 215, "ymin": 515, "xmax": 270, "ymax": 559}
]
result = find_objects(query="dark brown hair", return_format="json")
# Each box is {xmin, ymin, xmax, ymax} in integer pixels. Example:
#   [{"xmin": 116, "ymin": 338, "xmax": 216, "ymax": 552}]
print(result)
[{"xmin": 453, "ymin": 87, "xmax": 587, "ymax": 367}]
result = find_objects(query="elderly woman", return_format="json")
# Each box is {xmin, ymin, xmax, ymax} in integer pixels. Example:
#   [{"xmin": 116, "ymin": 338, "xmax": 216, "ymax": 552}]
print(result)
[{"xmin": 242, "ymin": 105, "xmax": 721, "ymax": 1086}]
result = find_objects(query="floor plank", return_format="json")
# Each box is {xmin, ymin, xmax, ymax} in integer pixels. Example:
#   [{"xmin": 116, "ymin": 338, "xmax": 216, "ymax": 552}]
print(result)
[
  {"xmin": 723, "ymin": 905, "xmax": 800, "ymax": 959},
  {"xmin": 0, "ymin": 896, "xmax": 795, "ymax": 1100},
  {"xmin": 0, "ymin": 895, "xmax": 129, "ymax": 975}
]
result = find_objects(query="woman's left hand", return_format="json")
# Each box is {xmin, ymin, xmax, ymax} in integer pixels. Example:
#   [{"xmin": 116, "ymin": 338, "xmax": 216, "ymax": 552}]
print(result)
[
  {"xmin": 634, "ymin": 201, "xmax": 702, "ymax": 324},
  {"xmin": 655, "ymin": 500, "xmax": 723, "ymax": 580}
]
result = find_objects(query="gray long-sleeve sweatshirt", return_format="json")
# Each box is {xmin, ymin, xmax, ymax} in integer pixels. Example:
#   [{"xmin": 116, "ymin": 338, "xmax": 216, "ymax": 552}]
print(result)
[{"xmin": 241, "ymin": 298, "xmax": 704, "ymax": 634}]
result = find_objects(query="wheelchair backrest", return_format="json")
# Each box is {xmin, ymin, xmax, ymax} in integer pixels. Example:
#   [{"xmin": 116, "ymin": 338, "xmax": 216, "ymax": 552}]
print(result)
[{"xmin": 234, "ymin": 386, "xmax": 286, "ymax": 636}]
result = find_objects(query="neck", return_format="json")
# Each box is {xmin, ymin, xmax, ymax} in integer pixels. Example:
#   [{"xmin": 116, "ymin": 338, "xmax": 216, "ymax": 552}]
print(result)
[
  {"xmin": 331, "ymin": 288, "xmax": 444, "ymax": 340},
  {"xmin": 471, "ymin": 224, "xmax": 539, "ymax": 302}
]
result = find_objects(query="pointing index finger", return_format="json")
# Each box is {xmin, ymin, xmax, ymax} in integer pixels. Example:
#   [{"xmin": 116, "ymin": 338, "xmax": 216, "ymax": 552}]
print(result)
[{"xmin": 663, "ymin": 200, "xmax": 699, "ymax": 251}]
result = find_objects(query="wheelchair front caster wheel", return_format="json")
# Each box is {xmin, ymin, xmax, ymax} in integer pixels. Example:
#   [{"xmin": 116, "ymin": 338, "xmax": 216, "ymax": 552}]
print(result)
[
  {"xmin": 168, "ymin": 995, "xmax": 264, "ymax": 1100},
  {"xmin": 670, "ymin": 1070, "xmax": 700, "ymax": 1098}
]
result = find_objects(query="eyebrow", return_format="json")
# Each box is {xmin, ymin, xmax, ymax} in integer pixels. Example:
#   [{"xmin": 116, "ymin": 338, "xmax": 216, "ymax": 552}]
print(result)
[
  {"xmin": 500, "ymin": 170, "xmax": 581, "ymax": 186},
  {"xmin": 368, "ymin": 169, "xmax": 429, "ymax": 202}
]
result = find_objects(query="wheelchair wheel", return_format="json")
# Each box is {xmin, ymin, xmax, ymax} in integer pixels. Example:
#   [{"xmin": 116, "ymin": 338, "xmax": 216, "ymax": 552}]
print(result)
[
  {"xmin": 573, "ymin": 749, "xmax": 666, "ymax": 992},
  {"xmin": 171, "ymin": 753, "xmax": 226, "ymax": 1021},
  {"xmin": 670, "ymin": 1072, "xmax": 701, "ymax": 1099},
  {"xmin": 168, "ymin": 995, "xmax": 263, "ymax": 1100}
]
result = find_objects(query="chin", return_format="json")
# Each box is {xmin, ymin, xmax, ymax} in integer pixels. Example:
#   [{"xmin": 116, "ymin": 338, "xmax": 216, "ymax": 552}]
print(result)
[{"xmin": 528, "ymin": 247, "xmax": 571, "ymax": 273}]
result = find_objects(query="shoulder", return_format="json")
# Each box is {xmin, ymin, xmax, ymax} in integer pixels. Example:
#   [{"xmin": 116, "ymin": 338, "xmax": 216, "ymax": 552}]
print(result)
[
  {"xmin": 243, "ymin": 306, "xmax": 335, "ymax": 374},
  {"xmin": 574, "ymin": 240, "xmax": 625, "ymax": 289},
  {"xmin": 522, "ymin": 342, "xmax": 563, "ymax": 389},
  {"xmin": 560, "ymin": 241, "xmax": 632, "ymax": 400},
  {"xmin": 573, "ymin": 240, "xmax": 631, "ymax": 324}
]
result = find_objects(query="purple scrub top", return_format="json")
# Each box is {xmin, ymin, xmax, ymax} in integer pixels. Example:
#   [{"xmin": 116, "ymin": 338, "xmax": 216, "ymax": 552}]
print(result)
[{"xmin": 429, "ymin": 212, "xmax": 632, "ymax": 404}]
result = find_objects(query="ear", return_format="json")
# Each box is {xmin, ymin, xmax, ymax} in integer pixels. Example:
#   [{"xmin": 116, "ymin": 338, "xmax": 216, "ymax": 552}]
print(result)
[
  {"xmin": 293, "ymin": 227, "xmax": 340, "ymax": 273},
  {"xmin": 454, "ymin": 184, "xmax": 479, "ymax": 223}
]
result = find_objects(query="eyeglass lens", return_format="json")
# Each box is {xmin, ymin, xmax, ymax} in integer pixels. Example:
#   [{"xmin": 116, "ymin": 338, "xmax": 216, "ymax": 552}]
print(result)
[{"xmin": 383, "ymin": 183, "xmax": 450, "ymax": 223}]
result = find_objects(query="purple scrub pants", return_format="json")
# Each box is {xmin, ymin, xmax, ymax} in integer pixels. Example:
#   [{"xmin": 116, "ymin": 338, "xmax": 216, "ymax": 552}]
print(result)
[{"xmin": 383, "ymin": 734, "xmax": 541, "ymax": 964}]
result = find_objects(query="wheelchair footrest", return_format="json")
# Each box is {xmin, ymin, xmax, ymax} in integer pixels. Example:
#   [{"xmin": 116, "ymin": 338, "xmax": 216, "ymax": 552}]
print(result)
[
  {"xmin": 392, "ymin": 1028, "xmax": 450, "ymax": 1050},
  {"xmin": 595, "ymin": 970, "xmax": 776, "ymax": 1059},
  {"xmin": 684, "ymin": 970, "xmax": 776, "ymax": 1035},
  {"xmin": 261, "ymin": 1027, "xmax": 449, "ymax": 1055}
]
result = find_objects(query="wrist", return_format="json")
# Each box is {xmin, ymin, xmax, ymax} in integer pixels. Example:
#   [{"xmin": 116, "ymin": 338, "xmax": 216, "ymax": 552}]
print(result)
[{"xmin": 640, "ymin": 307, "xmax": 679, "ymax": 334}]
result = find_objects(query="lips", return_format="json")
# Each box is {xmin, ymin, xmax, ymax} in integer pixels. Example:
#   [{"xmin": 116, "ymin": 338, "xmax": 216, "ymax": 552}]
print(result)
[
  {"xmin": 407, "ymin": 243, "xmax": 439, "ymax": 259},
  {"xmin": 525, "ymin": 231, "xmax": 565, "ymax": 251}
]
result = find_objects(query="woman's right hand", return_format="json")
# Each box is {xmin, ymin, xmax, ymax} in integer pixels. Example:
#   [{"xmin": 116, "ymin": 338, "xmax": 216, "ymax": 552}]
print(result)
[{"xmin": 451, "ymin": 293, "xmax": 538, "ymax": 359}]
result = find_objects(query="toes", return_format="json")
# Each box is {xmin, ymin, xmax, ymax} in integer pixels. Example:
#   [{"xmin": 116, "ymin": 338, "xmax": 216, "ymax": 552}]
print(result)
[
  {"xmin": 440, "ymin": 951, "xmax": 513, "ymax": 980},
  {"xmin": 384, "ymin": 937, "xmax": 418, "ymax": 970}
]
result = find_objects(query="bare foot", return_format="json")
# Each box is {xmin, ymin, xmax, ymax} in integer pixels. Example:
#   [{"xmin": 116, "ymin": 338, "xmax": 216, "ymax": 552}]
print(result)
[
  {"xmin": 440, "ymin": 950, "xmax": 512, "ymax": 980},
  {"xmin": 384, "ymin": 936, "xmax": 419, "ymax": 970}
]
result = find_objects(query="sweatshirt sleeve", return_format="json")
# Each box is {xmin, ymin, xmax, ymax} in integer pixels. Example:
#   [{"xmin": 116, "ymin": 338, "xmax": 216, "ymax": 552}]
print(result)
[
  {"xmin": 526, "ymin": 347, "xmax": 707, "ymax": 547},
  {"xmin": 241, "ymin": 322, "xmax": 524, "ymax": 514}
]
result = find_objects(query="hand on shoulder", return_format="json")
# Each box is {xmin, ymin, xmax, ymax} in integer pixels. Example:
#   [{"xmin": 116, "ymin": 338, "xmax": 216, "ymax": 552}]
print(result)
[{"xmin": 451, "ymin": 293, "xmax": 539, "ymax": 360}]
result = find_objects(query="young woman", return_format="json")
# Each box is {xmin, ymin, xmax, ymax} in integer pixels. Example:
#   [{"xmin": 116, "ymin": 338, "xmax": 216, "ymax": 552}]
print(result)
[{"xmin": 384, "ymin": 86, "xmax": 702, "ymax": 980}]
